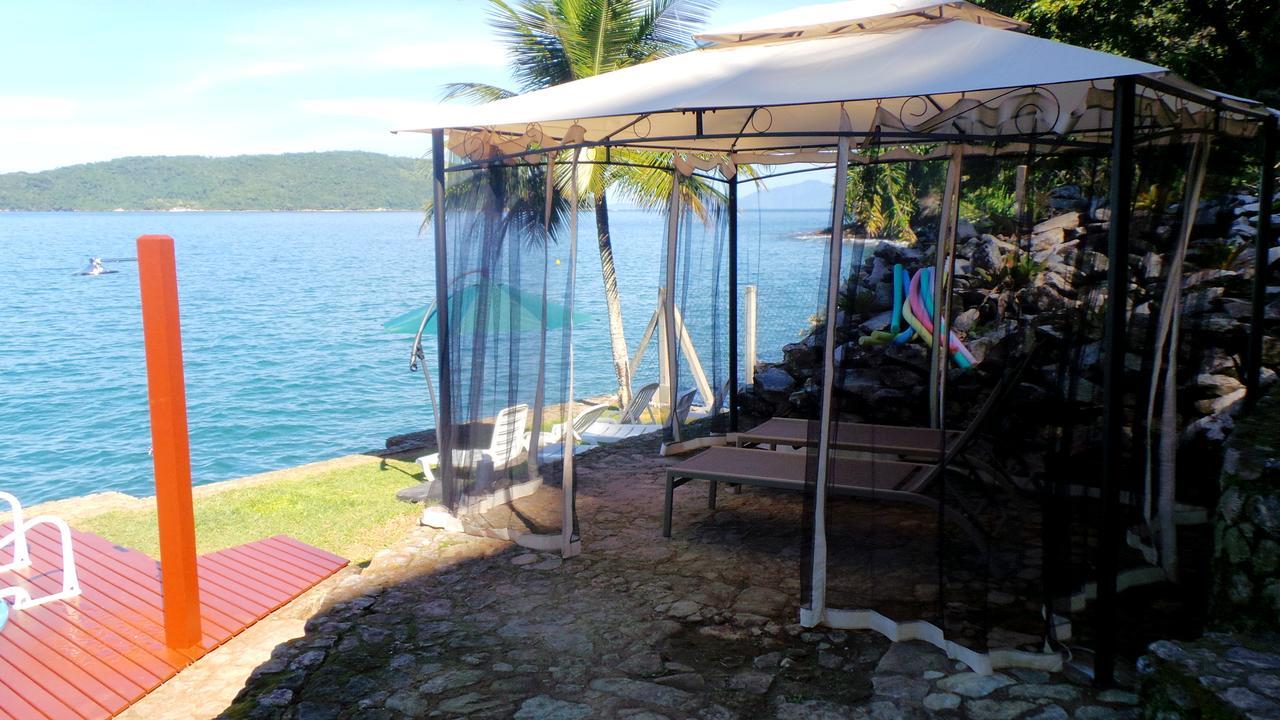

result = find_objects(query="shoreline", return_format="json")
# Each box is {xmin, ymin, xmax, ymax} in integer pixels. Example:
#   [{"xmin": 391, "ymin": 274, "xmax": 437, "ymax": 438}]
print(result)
[
  {"xmin": 3, "ymin": 445, "xmax": 418, "ymax": 527},
  {"xmin": 7, "ymin": 392, "xmax": 606, "ymax": 526}
]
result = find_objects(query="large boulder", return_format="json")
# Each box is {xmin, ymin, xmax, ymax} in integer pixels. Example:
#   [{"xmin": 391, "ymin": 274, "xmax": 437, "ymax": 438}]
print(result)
[
  {"xmin": 970, "ymin": 234, "xmax": 1003, "ymax": 272},
  {"xmin": 1033, "ymin": 211, "xmax": 1083, "ymax": 234},
  {"xmin": 1047, "ymin": 186, "xmax": 1086, "ymax": 211},
  {"xmin": 755, "ymin": 366, "xmax": 797, "ymax": 395}
]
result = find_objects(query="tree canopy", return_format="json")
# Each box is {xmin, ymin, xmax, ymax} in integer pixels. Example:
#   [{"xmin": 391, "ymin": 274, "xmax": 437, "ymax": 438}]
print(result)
[{"xmin": 979, "ymin": 0, "xmax": 1278, "ymax": 106}]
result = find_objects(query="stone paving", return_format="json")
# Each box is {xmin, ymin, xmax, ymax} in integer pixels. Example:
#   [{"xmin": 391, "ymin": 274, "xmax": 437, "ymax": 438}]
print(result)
[
  {"xmin": 222, "ymin": 433, "xmax": 1145, "ymax": 720},
  {"xmin": 1138, "ymin": 633, "xmax": 1280, "ymax": 719}
]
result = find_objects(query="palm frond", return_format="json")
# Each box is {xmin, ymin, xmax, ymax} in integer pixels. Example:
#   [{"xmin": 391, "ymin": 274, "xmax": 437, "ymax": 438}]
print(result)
[
  {"xmin": 489, "ymin": 0, "xmax": 576, "ymax": 89},
  {"xmin": 604, "ymin": 147, "xmax": 725, "ymax": 224},
  {"xmin": 439, "ymin": 82, "xmax": 517, "ymax": 103},
  {"xmin": 630, "ymin": 0, "xmax": 716, "ymax": 62}
]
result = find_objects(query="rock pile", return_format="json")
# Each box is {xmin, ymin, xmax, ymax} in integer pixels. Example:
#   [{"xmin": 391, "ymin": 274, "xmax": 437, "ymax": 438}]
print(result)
[{"xmin": 737, "ymin": 187, "xmax": 1279, "ymax": 476}]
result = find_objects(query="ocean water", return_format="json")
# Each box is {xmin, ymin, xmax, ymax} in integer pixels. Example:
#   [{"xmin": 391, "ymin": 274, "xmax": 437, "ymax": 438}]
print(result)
[{"xmin": 0, "ymin": 207, "xmax": 846, "ymax": 504}]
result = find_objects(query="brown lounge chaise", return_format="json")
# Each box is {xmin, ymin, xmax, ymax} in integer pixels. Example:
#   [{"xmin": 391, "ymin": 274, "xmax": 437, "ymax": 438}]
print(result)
[
  {"xmin": 663, "ymin": 347, "xmax": 1041, "ymax": 543},
  {"xmin": 736, "ymin": 418, "xmax": 960, "ymax": 460},
  {"xmin": 663, "ymin": 446, "xmax": 983, "ymax": 546}
]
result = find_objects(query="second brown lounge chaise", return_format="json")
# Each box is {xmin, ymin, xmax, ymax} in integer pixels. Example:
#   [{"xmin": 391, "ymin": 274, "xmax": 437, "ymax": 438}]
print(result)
[
  {"xmin": 736, "ymin": 418, "xmax": 960, "ymax": 460},
  {"xmin": 663, "ymin": 445, "xmax": 983, "ymax": 546}
]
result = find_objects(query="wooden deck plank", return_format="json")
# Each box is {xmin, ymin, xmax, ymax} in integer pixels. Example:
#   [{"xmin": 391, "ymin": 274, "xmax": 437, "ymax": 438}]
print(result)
[
  {"xmin": 3, "ymin": 589, "xmax": 180, "ymax": 683},
  {"xmin": 0, "ymin": 619, "xmax": 137, "ymax": 708},
  {"xmin": 222, "ymin": 539, "xmax": 327, "ymax": 586},
  {"xmin": 14, "ymin": 529, "xmax": 205, "ymax": 667},
  {"xmin": 191, "ymin": 558, "xmax": 278, "ymax": 616},
  {"xmin": 267, "ymin": 535, "xmax": 348, "ymax": 570},
  {"xmin": 0, "ymin": 672, "xmax": 52, "ymax": 720},
  {"xmin": 24, "ymin": 522, "xmax": 240, "ymax": 639},
  {"xmin": 0, "ymin": 654, "xmax": 83, "ymax": 720},
  {"xmin": 253, "ymin": 536, "xmax": 338, "ymax": 576},
  {"xmin": 0, "ymin": 643, "xmax": 106, "ymax": 719},
  {"xmin": 59, "ymin": 527, "xmax": 248, "ymax": 637},
  {"xmin": 0, "ymin": 529, "xmax": 346, "ymax": 720},
  {"xmin": 200, "ymin": 546, "xmax": 305, "ymax": 597},
  {"xmin": 19, "ymin": 526, "xmax": 226, "ymax": 656}
]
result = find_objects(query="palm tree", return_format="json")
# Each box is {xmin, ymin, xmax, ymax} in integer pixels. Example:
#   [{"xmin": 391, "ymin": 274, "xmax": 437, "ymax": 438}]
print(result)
[{"xmin": 444, "ymin": 0, "xmax": 717, "ymax": 407}]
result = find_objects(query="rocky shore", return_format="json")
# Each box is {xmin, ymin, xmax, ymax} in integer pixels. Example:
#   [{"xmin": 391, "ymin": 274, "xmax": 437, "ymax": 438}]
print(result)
[{"xmin": 740, "ymin": 185, "xmax": 1279, "ymax": 483}]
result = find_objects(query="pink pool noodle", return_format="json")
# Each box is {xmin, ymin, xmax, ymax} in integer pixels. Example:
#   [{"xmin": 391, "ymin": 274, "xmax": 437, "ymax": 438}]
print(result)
[{"xmin": 908, "ymin": 269, "xmax": 977, "ymax": 364}]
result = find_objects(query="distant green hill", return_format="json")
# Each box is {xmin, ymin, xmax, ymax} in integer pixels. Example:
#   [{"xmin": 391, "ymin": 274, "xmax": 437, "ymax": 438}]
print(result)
[{"xmin": 0, "ymin": 151, "xmax": 432, "ymax": 211}]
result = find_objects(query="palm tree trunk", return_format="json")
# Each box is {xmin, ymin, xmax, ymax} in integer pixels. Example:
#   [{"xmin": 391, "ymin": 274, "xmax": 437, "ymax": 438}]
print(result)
[{"xmin": 595, "ymin": 190, "xmax": 633, "ymax": 407}]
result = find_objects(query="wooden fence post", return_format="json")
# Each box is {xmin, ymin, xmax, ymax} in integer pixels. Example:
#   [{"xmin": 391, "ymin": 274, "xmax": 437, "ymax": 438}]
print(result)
[{"xmin": 137, "ymin": 234, "xmax": 202, "ymax": 650}]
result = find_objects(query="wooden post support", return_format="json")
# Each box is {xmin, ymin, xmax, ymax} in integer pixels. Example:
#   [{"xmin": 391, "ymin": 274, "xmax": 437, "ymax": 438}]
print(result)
[
  {"xmin": 745, "ymin": 285, "xmax": 758, "ymax": 385},
  {"xmin": 136, "ymin": 234, "xmax": 202, "ymax": 651}
]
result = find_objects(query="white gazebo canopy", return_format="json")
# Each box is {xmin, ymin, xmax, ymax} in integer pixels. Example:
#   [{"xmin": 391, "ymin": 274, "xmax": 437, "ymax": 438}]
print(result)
[{"xmin": 401, "ymin": 0, "xmax": 1272, "ymax": 164}]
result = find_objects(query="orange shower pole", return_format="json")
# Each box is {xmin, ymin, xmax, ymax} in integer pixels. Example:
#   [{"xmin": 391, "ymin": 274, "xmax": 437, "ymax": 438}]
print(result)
[{"xmin": 137, "ymin": 234, "xmax": 202, "ymax": 650}]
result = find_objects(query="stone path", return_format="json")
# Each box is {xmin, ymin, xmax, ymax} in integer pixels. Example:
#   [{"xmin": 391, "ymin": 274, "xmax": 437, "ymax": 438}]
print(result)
[
  {"xmin": 118, "ymin": 572, "xmax": 354, "ymax": 720},
  {"xmin": 1139, "ymin": 633, "xmax": 1280, "ymax": 720},
  {"xmin": 222, "ymin": 434, "xmax": 1144, "ymax": 719}
]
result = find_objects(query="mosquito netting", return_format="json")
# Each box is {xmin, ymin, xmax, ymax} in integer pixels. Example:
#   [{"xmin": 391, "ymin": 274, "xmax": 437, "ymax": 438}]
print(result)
[
  {"xmin": 410, "ymin": 0, "xmax": 1275, "ymax": 681},
  {"xmin": 434, "ymin": 158, "xmax": 580, "ymax": 552}
]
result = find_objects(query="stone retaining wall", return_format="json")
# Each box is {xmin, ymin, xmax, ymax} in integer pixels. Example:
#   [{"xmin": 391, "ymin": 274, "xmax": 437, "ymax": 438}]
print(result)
[{"xmin": 1212, "ymin": 386, "xmax": 1280, "ymax": 631}]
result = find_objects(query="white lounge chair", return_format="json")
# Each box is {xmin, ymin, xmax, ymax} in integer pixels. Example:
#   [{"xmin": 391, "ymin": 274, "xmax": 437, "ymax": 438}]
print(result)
[
  {"xmin": 580, "ymin": 383, "xmax": 665, "ymax": 444},
  {"xmin": 546, "ymin": 403, "xmax": 610, "ymax": 445},
  {"xmin": 619, "ymin": 382, "xmax": 660, "ymax": 424},
  {"xmin": 539, "ymin": 404, "xmax": 611, "ymax": 462},
  {"xmin": 673, "ymin": 388, "xmax": 698, "ymax": 425},
  {"xmin": 1, "ymin": 491, "xmax": 81, "ymax": 611},
  {"xmin": 417, "ymin": 404, "xmax": 530, "ymax": 484}
]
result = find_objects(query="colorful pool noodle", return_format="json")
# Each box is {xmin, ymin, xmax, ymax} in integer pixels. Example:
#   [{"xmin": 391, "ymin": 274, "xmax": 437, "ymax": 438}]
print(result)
[
  {"xmin": 890, "ymin": 263, "xmax": 904, "ymax": 334},
  {"xmin": 857, "ymin": 263, "xmax": 976, "ymax": 368},
  {"xmin": 892, "ymin": 266, "xmax": 915, "ymax": 344},
  {"xmin": 907, "ymin": 268, "xmax": 976, "ymax": 367},
  {"xmin": 922, "ymin": 266, "xmax": 935, "ymax": 319},
  {"xmin": 862, "ymin": 265, "xmax": 913, "ymax": 346}
]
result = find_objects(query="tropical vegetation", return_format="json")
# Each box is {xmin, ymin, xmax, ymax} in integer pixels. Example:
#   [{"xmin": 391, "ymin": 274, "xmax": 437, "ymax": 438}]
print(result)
[
  {"xmin": 444, "ymin": 0, "xmax": 717, "ymax": 408},
  {"xmin": 980, "ymin": 0, "xmax": 1279, "ymax": 108},
  {"xmin": 0, "ymin": 152, "xmax": 431, "ymax": 212}
]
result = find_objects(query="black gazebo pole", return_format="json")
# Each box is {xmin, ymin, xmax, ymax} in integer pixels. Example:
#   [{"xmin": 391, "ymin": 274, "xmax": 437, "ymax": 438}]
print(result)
[
  {"xmin": 431, "ymin": 129, "xmax": 455, "ymax": 510},
  {"xmin": 1247, "ymin": 116, "xmax": 1276, "ymax": 403},
  {"xmin": 1095, "ymin": 75, "xmax": 1135, "ymax": 687},
  {"xmin": 728, "ymin": 172, "xmax": 740, "ymax": 433}
]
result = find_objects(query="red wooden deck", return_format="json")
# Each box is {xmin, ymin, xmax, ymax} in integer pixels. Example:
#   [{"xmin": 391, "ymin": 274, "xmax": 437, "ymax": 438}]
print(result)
[{"xmin": 0, "ymin": 524, "xmax": 347, "ymax": 719}]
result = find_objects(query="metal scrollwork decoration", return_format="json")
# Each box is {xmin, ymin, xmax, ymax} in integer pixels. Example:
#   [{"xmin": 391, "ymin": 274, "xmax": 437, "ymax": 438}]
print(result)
[
  {"xmin": 633, "ymin": 115, "xmax": 652, "ymax": 139},
  {"xmin": 890, "ymin": 85, "xmax": 1063, "ymax": 140},
  {"xmin": 750, "ymin": 107, "xmax": 773, "ymax": 134}
]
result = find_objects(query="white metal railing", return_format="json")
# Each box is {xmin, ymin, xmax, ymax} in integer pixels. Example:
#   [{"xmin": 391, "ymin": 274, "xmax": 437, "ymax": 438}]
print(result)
[{"xmin": 0, "ymin": 491, "xmax": 81, "ymax": 610}]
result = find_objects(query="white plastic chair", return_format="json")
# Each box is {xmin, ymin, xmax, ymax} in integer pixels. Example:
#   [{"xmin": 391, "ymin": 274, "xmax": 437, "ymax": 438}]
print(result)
[
  {"xmin": 618, "ymin": 383, "xmax": 660, "ymax": 424},
  {"xmin": 673, "ymin": 388, "xmax": 698, "ymax": 425},
  {"xmin": 546, "ymin": 404, "xmax": 610, "ymax": 445},
  {"xmin": 1, "ymin": 491, "xmax": 81, "ymax": 611},
  {"xmin": 417, "ymin": 404, "xmax": 530, "ymax": 483}
]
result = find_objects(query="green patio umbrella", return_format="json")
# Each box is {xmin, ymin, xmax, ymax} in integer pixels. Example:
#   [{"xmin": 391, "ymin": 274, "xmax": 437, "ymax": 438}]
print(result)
[
  {"xmin": 384, "ymin": 281, "xmax": 586, "ymax": 442},
  {"xmin": 382, "ymin": 282, "xmax": 585, "ymax": 336}
]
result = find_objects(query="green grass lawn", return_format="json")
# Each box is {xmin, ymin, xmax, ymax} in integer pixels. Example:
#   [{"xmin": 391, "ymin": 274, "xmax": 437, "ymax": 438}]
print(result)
[{"xmin": 77, "ymin": 455, "xmax": 425, "ymax": 565}]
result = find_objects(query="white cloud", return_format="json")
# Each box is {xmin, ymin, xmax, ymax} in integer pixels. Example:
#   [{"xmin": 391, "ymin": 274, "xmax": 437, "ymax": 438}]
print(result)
[
  {"xmin": 183, "ymin": 61, "xmax": 309, "ymax": 93},
  {"xmin": 298, "ymin": 98, "xmax": 467, "ymax": 128},
  {"xmin": 0, "ymin": 96, "xmax": 79, "ymax": 120},
  {"xmin": 370, "ymin": 41, "xmax": 507, "ymax": 70}
]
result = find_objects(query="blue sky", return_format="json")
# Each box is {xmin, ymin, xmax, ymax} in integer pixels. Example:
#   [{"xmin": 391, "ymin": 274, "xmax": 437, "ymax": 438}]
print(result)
[{"xmin": 1, "ymin": 1, "xmax": 814, "ymax": 173}]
